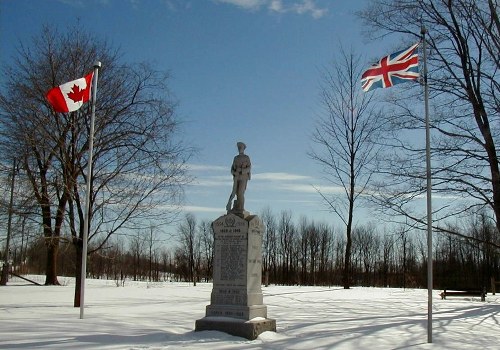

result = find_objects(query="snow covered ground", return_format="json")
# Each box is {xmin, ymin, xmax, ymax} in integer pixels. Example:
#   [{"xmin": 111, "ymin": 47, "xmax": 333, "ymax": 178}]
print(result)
[{"xmin": 1, "ymin": 276, "xmax": 499, "ymax": 349}]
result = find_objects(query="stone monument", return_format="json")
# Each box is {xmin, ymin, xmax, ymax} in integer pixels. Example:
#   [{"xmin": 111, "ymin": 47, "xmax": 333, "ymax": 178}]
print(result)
[{"xmin": 195, "ymin": 142, "xmax": 276, "ymax": 340}]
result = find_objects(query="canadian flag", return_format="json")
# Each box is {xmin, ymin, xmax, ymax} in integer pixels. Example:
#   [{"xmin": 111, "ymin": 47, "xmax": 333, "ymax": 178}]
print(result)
[{"xmin": 46, "ymin": 72, "xmax": 94, "ymax": 113}]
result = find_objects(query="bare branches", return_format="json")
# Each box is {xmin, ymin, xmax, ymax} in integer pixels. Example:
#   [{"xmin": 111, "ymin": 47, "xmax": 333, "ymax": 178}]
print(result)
[
  {"xmin": 310, "ymin": 47, "xmax": 384, "ymax": 287},
  {"xmin": 0, "ymin": 24, "xmax": 193, "ymax": 287},
  {"xmin": 359, "ymin": 0, "xmax": 500, "ymax": 237},
  {"xmin": 310, "ymin": 47, "xmax": 383, "ymax": 224}
]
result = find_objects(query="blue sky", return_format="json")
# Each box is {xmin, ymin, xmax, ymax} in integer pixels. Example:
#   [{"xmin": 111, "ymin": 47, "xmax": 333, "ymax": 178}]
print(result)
[{"xmin": 1, "ymin": 0, "xmax": 398, "ymax": 229}]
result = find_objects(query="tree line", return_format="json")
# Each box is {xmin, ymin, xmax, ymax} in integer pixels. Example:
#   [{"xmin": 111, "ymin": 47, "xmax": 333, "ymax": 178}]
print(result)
[{"xmin": 5, "ymin": 210, "xmax": 498, "ymax": 290}]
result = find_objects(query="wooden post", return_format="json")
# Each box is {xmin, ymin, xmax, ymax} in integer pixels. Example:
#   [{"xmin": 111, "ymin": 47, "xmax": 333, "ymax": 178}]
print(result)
[{"xmin": 492, "ymin": 277, "xmax": 496, "ymax": 296}]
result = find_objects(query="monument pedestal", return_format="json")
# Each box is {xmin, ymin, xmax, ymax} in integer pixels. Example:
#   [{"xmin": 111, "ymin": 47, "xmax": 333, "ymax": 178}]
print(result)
[
  {"xmin": 195, "ymin": 213, "xmax": 276, "ymax": 340},
  {"xmin": 195, "ymin": 317, "xmax": 276, "ymax": 341}
]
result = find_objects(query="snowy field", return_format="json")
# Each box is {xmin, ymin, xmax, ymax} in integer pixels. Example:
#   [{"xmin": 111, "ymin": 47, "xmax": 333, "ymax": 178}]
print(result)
[{"xmin": 1, "ymin": 276, "xmax": 499, "ymax": 349}]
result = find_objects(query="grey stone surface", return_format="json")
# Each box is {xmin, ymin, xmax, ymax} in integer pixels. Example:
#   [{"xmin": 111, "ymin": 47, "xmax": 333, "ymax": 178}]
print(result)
[
  {"xmin": 195, "ymin": 317, "xmax": 276, "ymax": 341},
  {"xmin": 195, "ymin": 212, "xmax": 276, "ymax": 340}
]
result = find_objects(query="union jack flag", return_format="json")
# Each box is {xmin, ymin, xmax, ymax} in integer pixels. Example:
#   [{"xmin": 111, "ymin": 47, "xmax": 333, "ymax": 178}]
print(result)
[{"xmin": 361, "ymin": 43, "xmax": 420, "ymax": 92}]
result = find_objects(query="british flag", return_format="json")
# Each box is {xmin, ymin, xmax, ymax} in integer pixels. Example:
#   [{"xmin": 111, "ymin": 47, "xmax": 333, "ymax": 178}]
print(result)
[{"xmin": 361, "ymin": 43, "xmax": 420, "ymax": 92}]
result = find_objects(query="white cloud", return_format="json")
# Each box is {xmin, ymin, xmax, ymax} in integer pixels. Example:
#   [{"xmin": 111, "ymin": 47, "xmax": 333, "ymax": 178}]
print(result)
[
  {"xmin": 181, "ymin": 205, "xmax": 225, "ymax": 213},
  {"xmin": 214, "ymin": 0, "xmax": 265, "ymax": 10},
  {"xmin": 292, "ymin": 0, "xmax": 327, "ymax": 19},
  {"xmin": 253, "ymin": 172, "xmax": 312, "ymax": 181},
  {"xmin": 269, "ymin": 0, "xmax": 283, "ymax": 12},
  {"xmin": 213, "ymin": 0, "xmax": 327, "ymax": 18},
  {"xmin": 191, "ymin": 177, "xmax": 230, "ymax": 187},
  {"xmin": 278, "ymin": 183, "xmax": 345, "ymax": 194},
  {"xmin": 185, "ymin": 163, "xmax": 227, "ymax": 172},
  {"xmin": 186, "ymin": 164, "xmax": 314, "ymax": 184}
]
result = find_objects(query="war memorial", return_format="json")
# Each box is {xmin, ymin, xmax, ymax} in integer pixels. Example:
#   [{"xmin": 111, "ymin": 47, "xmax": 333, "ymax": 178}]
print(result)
[{"xmin": 195, "ymin": 142, "xmax": 276, "ymax": 340}]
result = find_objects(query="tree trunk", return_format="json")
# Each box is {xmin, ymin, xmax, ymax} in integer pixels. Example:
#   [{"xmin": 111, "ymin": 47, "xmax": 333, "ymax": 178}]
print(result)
[
  {"xmin": 44, "ymin": 241, "xmax": 60, "ymax": 285},
  {"xmin": 343, "ymin": 225, "xmax": 352, "ymax": 289},
  {"xmin": 484, "ymin": 135, "xmax": 500, "ymax": 234},
  {"xmin": 74, "ymin": 241, "xmax": 83, "ymax": 307},
  {"xmin": 344, "ymin": 158, "xmax": 356, "ymax": 289}
]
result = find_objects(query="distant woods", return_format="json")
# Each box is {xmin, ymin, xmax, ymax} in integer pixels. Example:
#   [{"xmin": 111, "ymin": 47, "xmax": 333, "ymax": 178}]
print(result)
[{"xmin": 5, "ymin": 210, "xmax": 499, "ymax": 290}]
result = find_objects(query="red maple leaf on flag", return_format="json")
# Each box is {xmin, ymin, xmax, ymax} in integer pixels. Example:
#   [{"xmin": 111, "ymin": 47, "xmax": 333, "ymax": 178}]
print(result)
[{"xmin": 66, "ymin": 84, "xmax": 86, "ymax": 103}]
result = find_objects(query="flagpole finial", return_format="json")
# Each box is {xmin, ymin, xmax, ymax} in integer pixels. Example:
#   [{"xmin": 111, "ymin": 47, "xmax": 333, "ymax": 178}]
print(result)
[{"xmin": 94, "ymin": 61, "xmax": 101, "ymax": 69}]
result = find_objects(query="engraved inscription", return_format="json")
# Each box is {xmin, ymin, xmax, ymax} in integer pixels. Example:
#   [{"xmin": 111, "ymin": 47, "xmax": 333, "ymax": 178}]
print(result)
[
  {"xmin": 212, "ymin": 288, "xmax": 247, "ymax": 305},
  {"xmin": 220, "ymin": 236, "xmax": 245, "ymax": 281},
  {"xmin": 212, "ymin": 216, "xmax": 248, "ymax": 286}
]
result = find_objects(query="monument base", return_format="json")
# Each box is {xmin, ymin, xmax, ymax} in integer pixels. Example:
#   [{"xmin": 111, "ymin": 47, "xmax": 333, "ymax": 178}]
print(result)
[
  {"xmin": 195, "ymin": 317, "xmax": 276, "ymax": 340},
  {"xmin": 205, "ymin": 304, "xmax": 267, "ymax": 319}
]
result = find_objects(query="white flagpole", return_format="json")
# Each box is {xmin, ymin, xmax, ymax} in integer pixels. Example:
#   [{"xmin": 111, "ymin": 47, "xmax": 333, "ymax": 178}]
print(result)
[
  {"xmin": 421, "ymin": 25, "xmax": 433, "ymax": 343},
  {"xmin": 80, "ymin": 61, "xmax": 101, "ymax": 319}
]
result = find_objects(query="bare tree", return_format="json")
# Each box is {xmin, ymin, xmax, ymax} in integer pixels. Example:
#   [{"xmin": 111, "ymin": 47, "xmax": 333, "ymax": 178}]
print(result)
[
  {"xmin": 160, "ymin": 247, "xmax": 173, "ymax": 282},
  {"xmin": 177, "ymin": 213, "xmax": 199, "ymax": 285},
  {"xmin": 352, "ymin": 224, "xmax": 380, "ymax": 286},
  {"xmin": 145, "ymin": 225, "xmax": 162, "ymax": 282},
  {"xmin": 108, "ymin": 236, "xmax": 126, "ymax": 286},
  {"xmin": 261, "ymin": 206, "xmax": 277, "ymax": 286},
  {"xmin": 381, "ymin": 231, "xmax": 396, "ymax": 287},
  {"xmin": 129, "ymin": 230, "xmax": 146, "ymax": 281},
  {"xmin": 359, "ymin": 0, "xmax": 500, "ymax": 240},
  {"xmin": 298, "ymin": 216, "xmax": 310, "ymax": 285},
  {"xmin": 310, "ymin": 47, "xmax": 383, "ymax": 288},
  {"xmin": 277, "ymin": 210, "xmax": 297, "ymax": 284},
  {"xmin": 198, "ymin": 219, "xmax": 214, "ymax": 282},
  {"xmin": 0, "ymin": 27, "xmax": 74, "ymax": 285},
  {"xmin": 0, "ymin": 158, "xmax": 41, "ymax": 281},
  {"xmin": 0, "ymin": 24, "xmax": 192, "ymax": 300},
  {"xmin": 318, "ymin": 223, "xmax": 333, "ymax": 285}
]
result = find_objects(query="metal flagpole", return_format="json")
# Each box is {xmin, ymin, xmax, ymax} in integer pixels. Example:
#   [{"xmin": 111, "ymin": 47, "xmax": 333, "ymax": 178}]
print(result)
[
  {"xmin": 80, "ymin": 61, "xmax": 101, "ymax": 319},
  {"xmin": 421, "ymin": 25, "xmax": 433, "ymax": 343}
]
